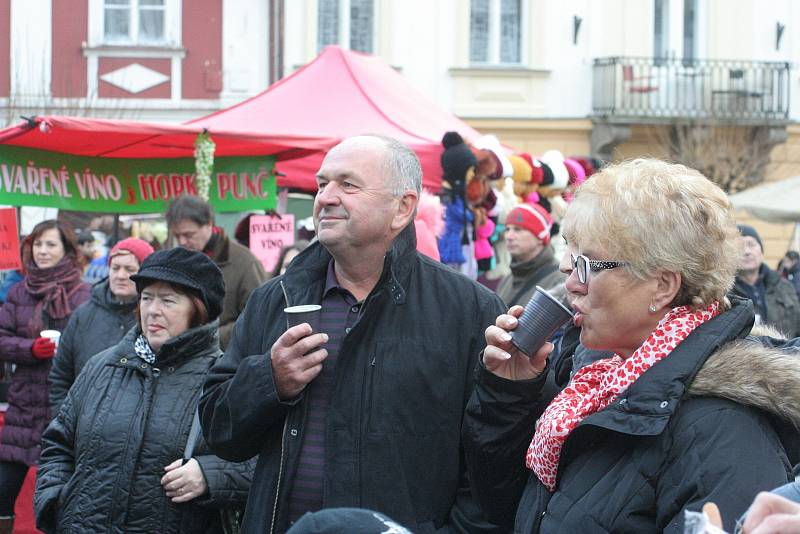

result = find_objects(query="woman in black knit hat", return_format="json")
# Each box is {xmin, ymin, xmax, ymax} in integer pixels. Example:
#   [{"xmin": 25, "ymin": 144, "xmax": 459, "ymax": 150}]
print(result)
[{"xmin": 35, "ymin": 247, "xmax": 252, "ymax": 534}]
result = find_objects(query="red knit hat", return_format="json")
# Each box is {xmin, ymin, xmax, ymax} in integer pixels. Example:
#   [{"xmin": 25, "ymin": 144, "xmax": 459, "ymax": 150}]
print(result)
[
  {"xmin": 505, "ymin": 204, "xmax": 553, "ymax": 245},
  {"xmin": 108, "ymin": 237, "xmax": 155, "ymax": 266}
]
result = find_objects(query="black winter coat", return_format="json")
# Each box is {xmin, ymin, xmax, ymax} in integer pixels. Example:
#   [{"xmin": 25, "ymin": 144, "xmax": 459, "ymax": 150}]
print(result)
[
  {"xmin": 463, "ymin": 298, "xmax": 800, "ymax": 533},
  {"xmin": 48, "ymin": 279, "xmax": 138, "ymax": 415},
  {"xmin": 199, "ymin": 224, "xmax": 507, "ymax": 534},
  {"xmin": 35, "ymin": 322, "xmax": 255, "ymax": 534}
]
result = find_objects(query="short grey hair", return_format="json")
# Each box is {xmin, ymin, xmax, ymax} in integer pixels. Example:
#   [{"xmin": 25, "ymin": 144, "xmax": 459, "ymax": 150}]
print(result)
[{"xmin": 371, "ymin": 135, "xmax": 422, "ymax": 197}]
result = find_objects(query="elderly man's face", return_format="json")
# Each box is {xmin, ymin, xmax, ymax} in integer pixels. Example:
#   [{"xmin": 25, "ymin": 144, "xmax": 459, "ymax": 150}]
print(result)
[
  {"xmin": 313, "ymin": 138, "xmax": 399, "ymax": 252},
  {"xmin": 739, "ymin": 236, "xmax": 763, "ymax": 272}
]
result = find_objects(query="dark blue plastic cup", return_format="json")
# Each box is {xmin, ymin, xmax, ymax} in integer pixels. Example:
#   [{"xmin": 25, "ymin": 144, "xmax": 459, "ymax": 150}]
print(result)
[
  {"xmin": 284, "ymin": 304, "xmax": 322, "ymax": 333},
  {"xmin": 510, "ymin": 286, "xmax": 574, "ymax": 356}
]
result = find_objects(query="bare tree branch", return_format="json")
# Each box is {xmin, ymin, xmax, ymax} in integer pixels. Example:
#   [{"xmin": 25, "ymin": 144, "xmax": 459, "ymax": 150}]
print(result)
[{"xmin": 649, "ymin": 122, "xmax": 769, "ymax": 193}]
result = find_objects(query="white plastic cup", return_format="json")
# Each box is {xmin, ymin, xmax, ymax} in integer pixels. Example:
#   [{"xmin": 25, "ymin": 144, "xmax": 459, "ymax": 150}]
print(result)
[{"xmin": 40, "ymin": 329, "xmax": 61, "ymax": 348}]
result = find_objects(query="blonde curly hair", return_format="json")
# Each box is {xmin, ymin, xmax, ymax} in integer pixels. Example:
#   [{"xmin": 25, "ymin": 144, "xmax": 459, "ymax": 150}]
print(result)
[{"xmin": 562, "ymin": 158, "xmax": 739, "ymax": 308}]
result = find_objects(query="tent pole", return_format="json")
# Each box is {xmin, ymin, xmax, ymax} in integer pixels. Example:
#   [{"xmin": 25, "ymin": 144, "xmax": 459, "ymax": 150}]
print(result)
[{"xmin": 112, "ymin": 214, "xmax": 120, "ymax": 246}]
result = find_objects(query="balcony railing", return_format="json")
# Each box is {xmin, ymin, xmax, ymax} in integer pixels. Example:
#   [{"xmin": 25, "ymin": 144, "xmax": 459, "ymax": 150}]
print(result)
[{"xmin": 592, "ymin": 57, "xmax": 790, "ymax": 121}]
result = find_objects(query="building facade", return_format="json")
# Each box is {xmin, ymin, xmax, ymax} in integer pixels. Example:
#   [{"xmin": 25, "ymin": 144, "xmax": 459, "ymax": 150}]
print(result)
[
  {"xmin": 0, "ymin": 0, "xmax": 274, "ymax": 123},
  {"xmin": 1, "ymin": 0, "xmax": 798, "ymax": 258}
]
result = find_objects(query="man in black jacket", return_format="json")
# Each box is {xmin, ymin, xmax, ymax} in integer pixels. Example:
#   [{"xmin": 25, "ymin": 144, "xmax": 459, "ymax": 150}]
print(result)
[{"xmin": 199, "ymin": 135, "xmax": 506, "ymax": 533}]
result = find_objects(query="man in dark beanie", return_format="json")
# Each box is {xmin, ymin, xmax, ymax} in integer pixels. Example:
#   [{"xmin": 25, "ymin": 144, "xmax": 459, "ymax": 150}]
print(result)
[
  {"xmin": 166, "ymin": 195, "xmax": 267, "ymax": 349},
  {"xmin": 733, "ymin": 224, "xmax": 800, "ymax": 336},
  {"xmin": 200, "ymin": 135, "xmax": 506, "ymax": 533}
]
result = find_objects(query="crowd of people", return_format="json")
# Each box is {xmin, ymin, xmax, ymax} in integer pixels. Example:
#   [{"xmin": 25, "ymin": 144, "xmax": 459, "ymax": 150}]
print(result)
[{"xmin": 0, "ymin": 134, "xmax": 796, "ymax": 533}]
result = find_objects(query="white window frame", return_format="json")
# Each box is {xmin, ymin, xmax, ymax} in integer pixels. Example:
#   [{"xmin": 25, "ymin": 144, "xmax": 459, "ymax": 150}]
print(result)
[
  {"xmin": 470, "ymin": 0, "xmax": 526, "ymax": 66},
  {"xmin": 653, "ymin": 0, "xmax": 670, "ymax": 60},
  {"xmin": 88, "ymin": 0, "xmax": 181, "ymax": 47},
  {"xmin": 317, "ymin": 0, "xmax": 377, "ymax": 54},
  {"xmin": 658, "ymin": 0, "xmax": 705, "ymax": 61}
]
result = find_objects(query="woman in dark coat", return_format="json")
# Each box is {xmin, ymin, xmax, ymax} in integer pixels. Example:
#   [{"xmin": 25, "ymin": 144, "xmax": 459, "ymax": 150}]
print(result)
[
  {"xmin": 48, "ymin": 237, "xmax": 155, "ymax": 415},
  {"xmin": 0, "ymin": 220, "xmax": 90, "ymax": 533},
  {"xmin": 463, "ymin": 159, "xmax": 800, "ymax": 533},
  {"xmin": 35, "ymin": 247, "xmax": 253, "ymax": 534}
]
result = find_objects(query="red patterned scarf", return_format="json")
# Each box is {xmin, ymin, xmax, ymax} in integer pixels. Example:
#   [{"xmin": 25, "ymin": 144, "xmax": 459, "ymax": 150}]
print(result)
[
  {"xmin": 24, "ymin": 254, "xmax": 84, "ymax": 334},
  {"xmin": 526, "ymin": 301, "xmax": 720, "ymax": 491}
]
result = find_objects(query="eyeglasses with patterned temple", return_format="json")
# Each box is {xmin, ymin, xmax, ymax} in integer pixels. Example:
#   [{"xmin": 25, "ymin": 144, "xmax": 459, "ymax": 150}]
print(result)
[{"xmin": 570, "ymin": 253, "xmax": 628, "ymax": 284}]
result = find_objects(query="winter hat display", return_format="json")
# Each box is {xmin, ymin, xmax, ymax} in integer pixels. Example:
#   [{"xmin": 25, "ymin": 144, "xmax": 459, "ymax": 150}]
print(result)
[
  {"xmin": 509, "ymin": 154, "xmax": 538, "ymax": 203},
  {"xmin": 563, "ymin": 158, "xmax": 586, "ymax": 184},
  {"xmin": 519, "ymin": 153, "xmax": 544, "ymax": 185},
  {"xmin": 474, "ymin": 134, "xmax": 513, "ymax": 179},
  {"xmin": 509, "ymin": 155, "xmax": 533, "ymax": 185},
  {"xmin": 539, "ymin": 161, "xmax": 555, "ymax": 187},
  {"xmin": 440, "ymin": 131, "xmax": 477, "ymax": 197},
  {"xmin": 540, "ymin": 150, "xmax": 570, "ymax": 192},
  {"xmin": 572, "ymin": 156, "xmax": 597, "ymax": 178}
]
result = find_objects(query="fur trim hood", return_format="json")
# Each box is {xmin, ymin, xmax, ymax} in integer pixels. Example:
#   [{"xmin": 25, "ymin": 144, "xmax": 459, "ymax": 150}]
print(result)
[{"xmin": 689, "ymin": 329, "xmax": 800, "ymax": 430}]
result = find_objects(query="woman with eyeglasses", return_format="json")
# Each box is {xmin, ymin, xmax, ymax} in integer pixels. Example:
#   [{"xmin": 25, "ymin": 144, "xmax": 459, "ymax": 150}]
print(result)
[{"xmin": 463, "ymin": 159, "xmax": 800, "ymax": 533}]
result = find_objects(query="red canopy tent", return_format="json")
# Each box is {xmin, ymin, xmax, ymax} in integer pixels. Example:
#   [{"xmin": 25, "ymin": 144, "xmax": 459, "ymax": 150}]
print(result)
[
  {"xmin": 0, "ymin": 116, "xmax": 334, "ymax": 213},
  {"xmin": 187, "ymin": 46, "xmax": 482, "ymax": 192},
  {"xmin": 0, "ymin": 115, "xmax": 332, "ymax": 160}
]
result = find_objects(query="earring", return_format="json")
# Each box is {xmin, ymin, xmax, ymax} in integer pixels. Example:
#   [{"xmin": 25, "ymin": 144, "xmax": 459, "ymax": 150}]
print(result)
[{"xmin": 649, "ymin": 304, "xmax": 657, "ymax": 313}]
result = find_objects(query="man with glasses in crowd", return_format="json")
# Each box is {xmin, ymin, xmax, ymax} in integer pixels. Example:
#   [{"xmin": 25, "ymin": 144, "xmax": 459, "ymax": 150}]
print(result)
[{"xmin": 166, "ymin": 195, "xmax": 267, "ymax": 349}]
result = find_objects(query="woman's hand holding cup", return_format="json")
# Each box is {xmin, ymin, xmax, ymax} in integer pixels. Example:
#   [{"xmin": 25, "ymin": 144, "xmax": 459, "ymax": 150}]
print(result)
[{"xmin": 484, "ymin": 305, "xmax": 552, "ymax": 381}]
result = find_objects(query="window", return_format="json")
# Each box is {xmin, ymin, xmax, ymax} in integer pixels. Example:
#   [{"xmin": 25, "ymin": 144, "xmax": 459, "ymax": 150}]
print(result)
[
  {"xmin": 653, "ymin": 0, "xmax": 701, "ymax": 64},
  {"xmin": 682, "ymin": 0, "xmax": 697, "ymax": 64},
  {"xmin": 103, "ymin": 0, "xmax": 166, "ymax": 44},
  {"xmin": 317, "ymin": 0, "xmax": 375, "ymax": 53},
  {"xmin": 653, "ymin": 0, "xmax": 669, "ymax": 61},
  {"xmin": 470, "ymin": 0, "xmax": 521, "ymax": 65}
]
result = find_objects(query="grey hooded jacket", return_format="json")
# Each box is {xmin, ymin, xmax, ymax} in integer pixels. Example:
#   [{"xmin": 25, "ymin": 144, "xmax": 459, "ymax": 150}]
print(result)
[{"xmin": 48, "ymin": 279, "xmax": 138, "ymax": 415}]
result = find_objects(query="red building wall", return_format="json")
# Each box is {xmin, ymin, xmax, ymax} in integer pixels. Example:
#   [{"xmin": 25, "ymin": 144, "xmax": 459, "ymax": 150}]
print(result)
[
  {"xmin": 182, "ymin": 0, "xmax": 222, "ymax": 99},
  {"xmin": 0, "ymin": 0, "xmax": 10, "ymax": 97},
  {"xmin": 51, "ymin": 0, "xmax": 88, "ymax": 98}
]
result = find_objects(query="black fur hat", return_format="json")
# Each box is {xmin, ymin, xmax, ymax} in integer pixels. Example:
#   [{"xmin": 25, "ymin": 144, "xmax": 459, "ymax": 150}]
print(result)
[
  {"xmin": 440, "ymin": 131, "xmax": 476, "ymax": 196},
  {"xmin": 131, "ymin": 247, "xmax": 225, "ymax": 321}
]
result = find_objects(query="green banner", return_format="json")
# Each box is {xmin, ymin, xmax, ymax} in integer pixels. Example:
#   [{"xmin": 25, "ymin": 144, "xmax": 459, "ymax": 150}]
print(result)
[{"xmin": 0, "ymin": 145, "xmax": 276, "ymax": 213}]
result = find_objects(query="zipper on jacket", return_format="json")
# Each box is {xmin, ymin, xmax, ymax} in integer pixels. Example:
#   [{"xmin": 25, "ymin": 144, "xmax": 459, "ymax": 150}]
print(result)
[
  {"xmin": 269, "ymin": 417, "xmax": 290, "ymax": 534},
  {"xmin": 350, "ymin": 293, "xmax": 377, "ymax": 508},
  {"xmin": 108, "ymin": 364, "xmax": 157, "ymax": 530}
]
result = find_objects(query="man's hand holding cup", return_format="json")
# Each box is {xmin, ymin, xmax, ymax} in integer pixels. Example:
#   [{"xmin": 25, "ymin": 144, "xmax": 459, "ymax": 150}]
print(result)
[{"xmin": 271, "ymin": 305, "xmax": 327, "ymax": 400}]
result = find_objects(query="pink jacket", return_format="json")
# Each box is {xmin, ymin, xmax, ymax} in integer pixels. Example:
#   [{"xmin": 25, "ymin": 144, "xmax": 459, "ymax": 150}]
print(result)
[{"xmin": 474, "ymin": 218, "xmax": 496, "ymax": 261}]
